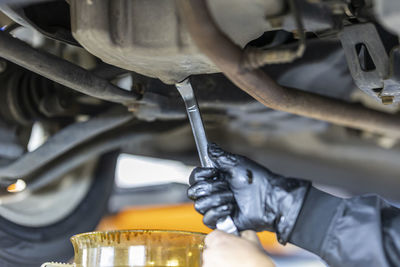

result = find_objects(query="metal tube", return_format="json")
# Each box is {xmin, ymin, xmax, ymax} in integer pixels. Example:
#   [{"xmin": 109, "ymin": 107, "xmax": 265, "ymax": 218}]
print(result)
[
  {"xmin": 0, "ymin": 31, "xmax": 138, "ymax": 104},
  {"xmin": 178, "ymin": 0, "xmax": 400, "ymax": 138}
]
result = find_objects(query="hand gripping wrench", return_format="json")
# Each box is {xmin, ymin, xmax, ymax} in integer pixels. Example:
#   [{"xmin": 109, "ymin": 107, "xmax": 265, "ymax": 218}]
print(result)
[{"xmin": 176, "ymin": 78, "xmax": 239, "ymax": 235}]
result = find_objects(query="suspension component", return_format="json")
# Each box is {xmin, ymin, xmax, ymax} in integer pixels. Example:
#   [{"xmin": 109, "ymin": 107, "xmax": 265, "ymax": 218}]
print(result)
[
  {"xmin": 0, "ymin": 61, "xmax": 74, "ymax": 126},
  {"xmin": 0, "ymin": 30, "xmax": 138, "ymax": 104}
]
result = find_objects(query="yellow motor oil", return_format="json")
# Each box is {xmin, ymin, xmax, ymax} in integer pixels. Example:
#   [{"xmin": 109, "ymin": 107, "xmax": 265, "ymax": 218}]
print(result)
[{"xmin": 41, "ymin": 230, "xmax": 205, "ymax": 267}]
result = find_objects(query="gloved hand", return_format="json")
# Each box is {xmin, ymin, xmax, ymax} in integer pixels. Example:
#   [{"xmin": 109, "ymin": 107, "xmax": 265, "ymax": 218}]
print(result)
[{"xmin": 188, "ymin": 144, "xmax": 310, "ymax": 243}]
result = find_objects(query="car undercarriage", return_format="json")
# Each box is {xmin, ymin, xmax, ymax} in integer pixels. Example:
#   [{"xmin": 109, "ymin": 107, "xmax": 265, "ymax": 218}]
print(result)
[{"xmin": 0, "ymin": 0, "xmax": 400, "ymax": 265}]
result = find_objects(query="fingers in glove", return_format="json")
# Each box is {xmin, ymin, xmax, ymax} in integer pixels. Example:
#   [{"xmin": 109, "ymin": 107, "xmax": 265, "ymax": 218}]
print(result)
[
  {"xmin": 208, "ymin": 143, "xmax": 239, "ymax": 171},
  {"xmin": 203, "ymin": 204, "xmax": 234, "ymax": 229},
  {"xmin": 187, "ymin": 180, "xmax": 229, "ymax": 200},
  {"xmin": 194, "ymin": 191, "xmax": 234, "ymax": 214},
  {"xmin": 189, "ymin": 167, "xmax": 218, "ymax": 185}
]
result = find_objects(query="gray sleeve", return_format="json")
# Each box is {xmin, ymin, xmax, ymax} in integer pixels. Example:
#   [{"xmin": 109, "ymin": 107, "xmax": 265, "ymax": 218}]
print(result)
[{"xmin": 289, "ymin": 187, "xmax": 400, "ymax": 267}]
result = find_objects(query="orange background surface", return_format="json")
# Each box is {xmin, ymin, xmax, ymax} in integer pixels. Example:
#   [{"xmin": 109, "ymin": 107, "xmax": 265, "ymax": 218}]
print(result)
[{"xmin": 98, "ymin": 203, "xmax": 294, "ymax": 254}]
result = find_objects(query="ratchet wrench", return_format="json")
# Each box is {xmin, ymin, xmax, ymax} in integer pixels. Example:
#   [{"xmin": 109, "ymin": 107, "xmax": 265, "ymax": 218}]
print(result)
[{"xmin": 176, "ymin": 78, "xmax": 239, "ymax": 236}]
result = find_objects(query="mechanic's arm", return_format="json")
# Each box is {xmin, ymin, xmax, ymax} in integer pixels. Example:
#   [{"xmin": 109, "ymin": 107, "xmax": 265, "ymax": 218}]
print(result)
[
  {"xmin": 290, "ymin": 187, "xmax": 400, "ymax": 267},
  {"xmin": 188, "ymin": 144, "xmax": 400, "ymax": 267}
]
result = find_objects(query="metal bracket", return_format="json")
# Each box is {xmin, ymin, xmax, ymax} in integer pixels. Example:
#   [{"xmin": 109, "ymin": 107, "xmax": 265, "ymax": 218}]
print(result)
[
  {"xmin": 382, "ymin": 46, "xmax": 400, "ymax": 104},
  {"xmin": 339, "ymin": 23, "xmax": 400, "ymax": 105},
  {"xmin": 339, "ymin": 23, "xmax": 389, "ymax": 101}
]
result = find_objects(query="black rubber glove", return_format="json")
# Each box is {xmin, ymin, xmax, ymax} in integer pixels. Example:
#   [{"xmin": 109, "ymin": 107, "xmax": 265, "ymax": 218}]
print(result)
[{"xmin": 188, "ymin": 144, "xmax": 311, "ymax": 244}]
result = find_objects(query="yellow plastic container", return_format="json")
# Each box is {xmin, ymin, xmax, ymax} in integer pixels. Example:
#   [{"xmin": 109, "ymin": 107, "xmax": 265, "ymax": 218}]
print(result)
[{"xmin": 41, "ymin": 230, "xmax": 205, "ymax": 267}]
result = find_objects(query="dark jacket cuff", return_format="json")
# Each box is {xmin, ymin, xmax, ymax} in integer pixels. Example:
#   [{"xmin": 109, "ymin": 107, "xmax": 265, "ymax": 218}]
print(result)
[
  {"xmin": 276, "ymin": 179, "xmax": 311, "ymax": 244},
  {"xmin": 289, "ymin": 186, "xmax": 342, "ymax": 254}
]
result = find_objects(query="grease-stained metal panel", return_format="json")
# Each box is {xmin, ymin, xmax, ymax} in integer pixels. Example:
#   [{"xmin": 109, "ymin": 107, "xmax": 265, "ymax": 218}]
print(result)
[{"xmin": 70, "ymin": 0, "xmax": 283, "ymax": 83}]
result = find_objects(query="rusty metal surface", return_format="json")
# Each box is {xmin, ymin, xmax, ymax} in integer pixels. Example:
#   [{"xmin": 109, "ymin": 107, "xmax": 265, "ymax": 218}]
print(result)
[
  {"xmin": 242, "ymin": 0, "xmax": 306, "ymax": 68},
  {"xmin": 178, "ymin": 0, "xmax": 400, "ymax": 138},
  {"xmin": 70, "ymin": 0, "xmax": 284, "ymax": 84}
]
